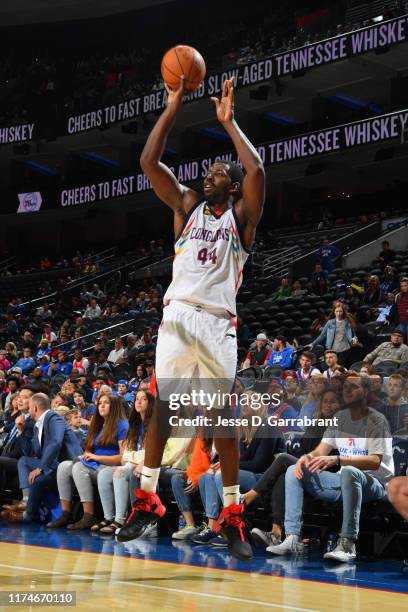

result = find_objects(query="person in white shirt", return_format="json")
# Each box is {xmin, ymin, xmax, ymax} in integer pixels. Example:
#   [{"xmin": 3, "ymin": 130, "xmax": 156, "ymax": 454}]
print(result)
[
  {"xmin": 107, "ymin": 337, "xmax": 125, "ymax": 366},
  {"xmin": 267, "ymin": 371, "xmax": 393, "ymax": 562},
  {"xmin": 83, "ymin": 298, "xmax": 102, "ymax": 320}
]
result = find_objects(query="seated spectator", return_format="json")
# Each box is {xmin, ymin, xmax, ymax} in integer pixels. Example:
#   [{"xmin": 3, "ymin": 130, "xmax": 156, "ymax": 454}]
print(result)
[
  {"xmin": 116, "ymin": 380, "xmax": 134, "ymax": 413},
  {"xmin": 266, "ymin": 382, "xmax": 301, "ymax": 434},
  {"xmin": 363, "ymin": 330, "xmax": 408, "ymax": 367},
  {"xmin": 312, "ymin": 263, "xmax": 329, "ymax": 294},
  {"xmin": 22, "ymin": 331, "xmax": 37, "ymax": 354},
  {"xmin": 65, "ymin": 409, "xmax": 86, "ymax": 447},
  {"xmin": 72, "ymin": 349, "xmax": 89, "ymax": 375},
  {"xmin": 245, "ymin": 388, "xmax": 342, "ymax": 547},
  {"xmin": 94, "ymin": 390, "xmax": 154, "ymax": 534},
  {"xmin": 378, "ymin": 240, "xmax": 396, "ymax": 268},
  {"xmin": 5, "ymin": 343, "xmax": 18, "ymax": 366},
  {"xmin": 316, "ymin": 238, "xmax": 341, "ymax": 272},
  {"xmin": 242, "ymin": 333, "xmax": 271, "ymax": 369},
  {"xmin": 48, "ymin": 352, "xmax": 73, "ymax": 378},
  {"xmin": 129, "ymin": 365, "xmax": 147, "ymax": 390},
  {"xmin": 380, "ymin": 373, "xmax": 408, "ymax": 434},
  {"xmin": 282, "ymin": 371, "xmax": 303, "ymax": 412},
  {"xmin": 322, "ymin": 350, "xmax": 343, "ymax": 381},
  {"xmin": 267, "ymin": 372, "xmax": 393, "ymax": 562},
  {"xmin": 36, "ymin": 302, "xmax": 53, "ymax": 319},
  {"xmin": 271, "ymin": 277, "xmax": 291, "ymax": 301},
  {"xmin": 107, "ymin": 337, "xmax": 125, "ymax": 366},
  {"xmin": 14, "ymin": 347, "xmax": 36, "ymax": 375},
  {"xmin": 376, "ymin": 292, "xmax": 396, "ymax": 323},
  {"xmin": 83, "ymin": 298, "xmax": 102, "ymax": 320},
  {"xmin": 1, "ymin": 392, "xmax": 82, "ymax": 524},
  {"xmin": 0, "ymin": 350, "xmax": 11, "ymax": 373},
  {"xmin": 47, "ymin": 393, "xmax": 128, "ymax": 529},
  {"xmin": 380, "ymin": 266, "xmax": 399, "ymax": 295},
  {"xmin": 299, "ymin": 374, "xmax": 327, "ymax": 420},
  {"xmin": 296, "ymin": 351, "xmax": 320, "ymax": 385},
  {"xmin": 310, "ymin": 301, "xmax": 357, "ymax": 365},
  {"xmin": 291, "ymin": 280, "xmax": 307, "ymax": 298},
  {"xmin": 266, "ymin": 335, "xmax": 294, "ymax": 370},
  {"xmin": 72, "ymin": 390, "xmax": 94, "ymax": 428},
  {"xmin": 387, "ymin": 277, "xmax": 408, "ymax": 341},
  {"xmin": 362, "ymin": 275, "xmax": 382, "ymax": 307}
]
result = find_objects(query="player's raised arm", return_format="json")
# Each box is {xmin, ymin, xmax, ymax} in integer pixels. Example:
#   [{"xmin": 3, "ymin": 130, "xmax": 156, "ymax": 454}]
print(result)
[
  {"xmin": 211, "ymin": 79, "xmax": 265, "ymax": 243},
  {"xmin": 140, "ymin": 77, "xmax": 200, "ymax": 219}
]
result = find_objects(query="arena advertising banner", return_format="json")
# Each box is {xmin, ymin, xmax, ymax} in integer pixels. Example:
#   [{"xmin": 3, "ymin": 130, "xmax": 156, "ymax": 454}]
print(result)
[
  {"xmin": 66, "ymin": 15, "xmax": 408, "ymax": 135},
  {"xmin": 56, "ymin": 109, "xmax": 408, "ymax": 210},
  {"xmin": 1, "ymin": 15, "xmax": 408, "ymax": 145}
]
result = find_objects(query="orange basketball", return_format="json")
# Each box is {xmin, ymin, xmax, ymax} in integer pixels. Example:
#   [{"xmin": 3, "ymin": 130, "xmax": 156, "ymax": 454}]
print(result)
[{"xmin": 161, "ymin": 45, "xmax": 206, "ymax": 93}]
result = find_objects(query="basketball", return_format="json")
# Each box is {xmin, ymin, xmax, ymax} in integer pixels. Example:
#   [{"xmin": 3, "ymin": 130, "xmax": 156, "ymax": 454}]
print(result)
[{"xmin": 161, "ymin": 45, "xmax": 206, "ymax": 93}]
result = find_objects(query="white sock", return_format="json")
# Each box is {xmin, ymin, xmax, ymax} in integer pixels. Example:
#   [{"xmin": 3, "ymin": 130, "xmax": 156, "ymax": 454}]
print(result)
[
  {"xmin": 22, "ymin": 489, "xmax": 29, "ymax": 502},
  {"xmin": 140, "ymin": 466, "xmax": 160, "ymax": 493},
  {"xmin": 223, "ymin": 485, "xmax": 240, "ymax": 507}
]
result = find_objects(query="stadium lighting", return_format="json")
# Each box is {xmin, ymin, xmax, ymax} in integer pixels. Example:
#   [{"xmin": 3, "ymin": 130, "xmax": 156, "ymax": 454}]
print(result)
[{"xmin": 372, "ymin": 15, "xmax": 384, "ymax": 23}]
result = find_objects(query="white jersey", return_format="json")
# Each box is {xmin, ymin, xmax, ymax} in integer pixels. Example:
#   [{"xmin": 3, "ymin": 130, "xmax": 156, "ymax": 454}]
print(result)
[{"xmin": 164, "ymin": 200, "xmax": 249, "ymax": 316}]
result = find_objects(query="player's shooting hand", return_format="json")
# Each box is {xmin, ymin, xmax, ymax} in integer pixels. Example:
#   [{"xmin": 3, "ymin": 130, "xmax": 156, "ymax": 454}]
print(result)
[
  {"xmin": 211, "ymin": 78, "xmax": 235, "ymax": 124},
  {"xmin": 164, "ymin": 76, "xmax": 185, "ymax": 110}
]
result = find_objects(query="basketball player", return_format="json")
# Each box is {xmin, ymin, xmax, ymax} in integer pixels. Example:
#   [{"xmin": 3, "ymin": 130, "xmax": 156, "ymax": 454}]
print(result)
[{"xmin": 117, "ymin": 77, "xmax": 265, "ymax": 561}]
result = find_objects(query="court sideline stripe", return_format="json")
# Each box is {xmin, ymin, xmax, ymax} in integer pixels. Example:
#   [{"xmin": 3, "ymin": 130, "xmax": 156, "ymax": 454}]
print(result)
[{"xmin": 0, "ymin": 562, "xmax": 317, "ymax": 612}]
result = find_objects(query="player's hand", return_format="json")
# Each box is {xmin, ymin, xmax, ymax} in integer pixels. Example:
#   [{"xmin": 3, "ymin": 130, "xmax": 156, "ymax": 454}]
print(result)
[
  {"xmin": 211, "ymin": 78, "xmax": 234, "ymax": 124},
  {"xmin": 164, "ymin": 76, "xmax": 185, "ymax": 111}
]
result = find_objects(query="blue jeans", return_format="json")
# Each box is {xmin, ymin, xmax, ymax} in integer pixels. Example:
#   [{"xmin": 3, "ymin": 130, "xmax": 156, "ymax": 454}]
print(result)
[
  {"xmin": 198, "ymin": 473, "xmax": 221, "ymax": 519},
  {"xmin": 171, "ymin": 472, "xmax": 192, "ymax": 512},
  {"xmin": 284, "ymin": 465, "xmax": 386, "ymax": 540},
  {"xmin": 214, "ymin": 469, "xmax": 260, "ymax": 501},
  {"xmin": 17, "ymin": 456, "xmax": 57, "ymax": 520}
]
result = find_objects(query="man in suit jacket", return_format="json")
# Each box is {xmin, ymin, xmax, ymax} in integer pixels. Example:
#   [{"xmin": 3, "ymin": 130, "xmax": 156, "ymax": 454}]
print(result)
[{"xmin": 2, "ymin": 393, "xmax": 82, "ymax": 522}]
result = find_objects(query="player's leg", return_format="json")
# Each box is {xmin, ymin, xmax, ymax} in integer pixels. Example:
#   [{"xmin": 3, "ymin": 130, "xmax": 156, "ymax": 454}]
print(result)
[
  {"xmin": 198, "ymin": 310, "xmax": 253, "ymax": 561},
  {"xmin": 388, "ymin": 476, "xmax": 408, "ymax": 520},
  {"xmin": 117, "ymin": 303, "xmax": 195, "ymax": 542}
]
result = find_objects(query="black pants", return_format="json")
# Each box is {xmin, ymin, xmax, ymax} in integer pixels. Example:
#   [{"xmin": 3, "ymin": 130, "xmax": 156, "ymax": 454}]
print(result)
[
  {"xmin": 253, "ymin": 453, "xmax": 297, "ymax": 526},
  {"xmin": 0, "ymin": 456, "xmax": 20, "ymax": 495}
]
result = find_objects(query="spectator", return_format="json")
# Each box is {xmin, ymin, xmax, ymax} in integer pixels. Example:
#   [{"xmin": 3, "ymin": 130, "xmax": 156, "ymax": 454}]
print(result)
[
  {"xmin": 376, "ymin": 292, "xmax": 397, "ymax": 324},
  {"xmin": 65, "ymin": 409, "xmax": 86, "ymax": 447},
  {"xmin": 245, "ymin": 388, "xmax": 342, "ymax": 547},
  {"xmin": 271, "ymin": 277, "xmax": 291, "ymax": 302},
  {"xmin": 267, "ymin": 372, "xmax": 393, "ymax": 562},
  {"xmin": 48, "ymin": 351, "xmax": 73, "ymax": 378},
  {"xmin": 242, "ymin": 333, "xmax": 271, "ymax": 369},
  {"xmin": 312, "ymin": 263, "xmax": 329, "ymax": 294},
  {"xmin": 296, "ymin": 351, "xmax": 320, "ymax": 384},
  {"xmin": 72, "ymin": 349, "xmax": 89, "ymax": 375},
  {"xmin": 107, "ymin": 337, "xmax": 125, "ymax": 366},
  {"xmin": 22, "ymin": 331, "xmax": 37, "ymax": 354},
  {"xmin": 299, "ymin": 374, "xmax": 327, "ymax": 420},
  {"xmin": 363, "ymin": 330, "xmax": 408, "ymax": 367},
  {"xmin": 14, "ymin": 347, "xmax": 36, "ymax": 375},
  {"xmin": 266, "ymin": 382, "xmax": 301, "ymax": 434},
  {"xmin": 94, "ymin": 390, "xmax": 154, "ymax": 534},
  {"xmin": 36, "ymin": 302, "xmax": 52, "ymax": 319},
  {"xmin": 0, "ymin": 350, "xmax": 11, "ymax": 373},
  {"xmin": 310, "ymin": 308, "xmax": 327, "ymax": 336},
  {"xmin": 42, "ymin": 324, "xmax": 57, "ymax": 344},
  {"xmin": 129, "ymin": 365, "xmax": 147, "ymax": 389},
  {"xmin": 5, "ymin": 343, "xmax": 18, "ymax": 365},
  {"xmin": 380, "ymin": 266, "xmax": 399, "ymax": 295},
  {"xmin": 378, "ymin": 240, "xmax": 396, "ymax": 268},
  {"xmin": 282, "ymin": 371, "xmax": 303, "ymax": 412},
  {"xmin": 47, "ymin": 393, "xmax": 128, "ymax": 529},
  {"xmin": 380, "ymin": 373, "xmax": 408, "ymax": 434},
  {"xmin": 387, "ymin": 277, "xmax": 408, "ymax": 341},
  {"xmin": 310, "ymin": 301, "xmax": 357, "ymax": 365},
  {"xmin": 316, "ymin": 238, "xmax": 341, "ymax": 272},
  {"xmin": 322, "ymin": 350, "xmax": 342, "ymax": 381},
  {"xmin": 83, "ymin": 298, "xmax": 102, "ymax": 320},
  {"xmin": 1, "ymin": 393, "xmax": 82, "ymax": 523},
  {"xmin": 266, "ymin": 335, "xmax": 294, "ymax": 370},
  {"xmin": 72, "ymin": 390, "xmax": 94, "ymax": 428},
  {"xmin": 362, "ymin": 275, "xmax": 382, "ymax": 307}
]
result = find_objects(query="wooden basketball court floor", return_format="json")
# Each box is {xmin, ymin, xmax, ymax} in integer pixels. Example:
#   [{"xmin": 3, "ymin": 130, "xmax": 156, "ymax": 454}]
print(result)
[{"xmin": 0, "ymin": 525, "xmax": 407, "ymax": 611}]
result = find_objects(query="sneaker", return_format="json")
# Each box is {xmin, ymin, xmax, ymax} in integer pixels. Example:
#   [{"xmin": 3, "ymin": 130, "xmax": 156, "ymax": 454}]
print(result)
[
  {"xmin": 266, "ymin": 534, "xmax": 304, "ymax": 556},
  {"xmin": 251, "ymin": 528, "xmax": 281, "ymax": 548},
  {"xmin": 214, "ymin": 504, "xmax": 252, "ymax": 562},
  {"xmin": 209, "ymin": 534, "xmax": 228, "ymax": 547},
  {"xmin": 192, "ymin": 524, "xmax": 217, "ymax": 544},
  {"xmin": 172, "ymin": 524, "xmax": 200, "ymax": 540},
  {"xmin": 324, "ymin": 537, "xmax": 356, "ymax": 563},
  {"xmin": 141, "ymin": 522, "xmax": 158, "ymax": 538},
  {"xmin": 116, "ymin": 489, "xmax": 166, "ymax": 542}
]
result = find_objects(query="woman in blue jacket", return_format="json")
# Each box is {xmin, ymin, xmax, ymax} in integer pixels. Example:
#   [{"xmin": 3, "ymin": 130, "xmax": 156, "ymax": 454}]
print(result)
[{"xmin": 310, "ymin": 301, "xmax": 357, "ymax": 365}]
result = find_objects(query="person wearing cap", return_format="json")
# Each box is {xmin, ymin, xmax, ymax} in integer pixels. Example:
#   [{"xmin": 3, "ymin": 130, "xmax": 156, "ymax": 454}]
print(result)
[
  {"xmin": 116, "ymin": 379, "xmax": 135, "ymax": 408},
  {"xmin": 242, "ymin": 333, "xmax": 272, "ymax": 369},
  {"xmin": 266, "ymin": 335, "xmax": 294, "ymax": 370},
  {"xmin": 36, "ymin": 339, "xmax": 50, "ymax": 360},
  {"xmin": 363, "ymin": 330, "xmax": 408, "ymax": 367}
]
